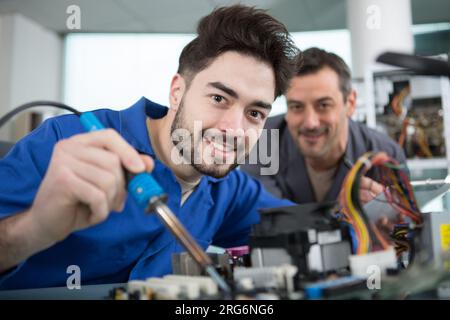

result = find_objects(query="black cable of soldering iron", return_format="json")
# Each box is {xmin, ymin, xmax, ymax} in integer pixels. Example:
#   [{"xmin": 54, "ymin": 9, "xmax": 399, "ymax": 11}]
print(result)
[{"xmin": 0, "ymin": 101, "xmax": 81, "ymax": 130}]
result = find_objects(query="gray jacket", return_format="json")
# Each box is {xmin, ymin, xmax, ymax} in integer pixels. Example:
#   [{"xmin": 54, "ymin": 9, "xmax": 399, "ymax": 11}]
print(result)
[{"xmin": 240, "ymin": 114, "xmax": 407, "ymax": 203}]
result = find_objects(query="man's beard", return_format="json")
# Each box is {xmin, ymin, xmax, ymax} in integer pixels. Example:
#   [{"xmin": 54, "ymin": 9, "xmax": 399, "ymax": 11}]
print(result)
[
  {"xmin": 170, "ymin": 100, "xmax": 243, "ymax": 179},
  {"xmin": 296, "ymin": 125, "xmax": 330, "ymax": 159}
]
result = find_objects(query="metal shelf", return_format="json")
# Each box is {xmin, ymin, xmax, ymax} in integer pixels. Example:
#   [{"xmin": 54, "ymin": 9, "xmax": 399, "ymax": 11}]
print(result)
[{"xmin": 407, "ymin": 158, "xmax": 448, "ymax": 170}]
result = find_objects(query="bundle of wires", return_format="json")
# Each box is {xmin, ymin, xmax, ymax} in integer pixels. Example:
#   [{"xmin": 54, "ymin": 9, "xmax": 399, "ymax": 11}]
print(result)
[{"xmin": 339, "ymin": 151, "xmax": 422, "ymax": 256}]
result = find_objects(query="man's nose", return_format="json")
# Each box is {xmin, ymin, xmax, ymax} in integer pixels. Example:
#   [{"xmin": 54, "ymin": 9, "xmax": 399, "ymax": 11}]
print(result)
[
  {"xmin": 302, "ymin": 106, "xmax": 320, "ymax": 129},
  {"xmin": 217, "ymin": 107, "xmax": 245, "ymax": 132}
]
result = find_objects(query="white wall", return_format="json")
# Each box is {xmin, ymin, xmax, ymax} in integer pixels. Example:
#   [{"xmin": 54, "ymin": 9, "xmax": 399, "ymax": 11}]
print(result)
[
  {"xmin": 347, "ymin": 0, "xmax": 414, "ymax": 79},
  {"xmin": 0, "ymin": 13, "xmax": 63, "ymax": 141},
  {"xmin": 0, "ymin": 15, "xmax": 13, "ymax": 141}
]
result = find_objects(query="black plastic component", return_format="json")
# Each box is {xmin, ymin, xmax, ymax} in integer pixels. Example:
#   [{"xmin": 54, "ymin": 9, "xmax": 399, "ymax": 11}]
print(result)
[{"xmin": 377, "ymin": 52, "xmax": 450, "ymax": 77}]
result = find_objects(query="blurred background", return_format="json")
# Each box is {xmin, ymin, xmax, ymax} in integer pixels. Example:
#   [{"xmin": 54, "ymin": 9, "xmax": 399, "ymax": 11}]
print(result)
[{"xmin": 0, "ymin": 0, "xmax": 449, "ymax": 185}]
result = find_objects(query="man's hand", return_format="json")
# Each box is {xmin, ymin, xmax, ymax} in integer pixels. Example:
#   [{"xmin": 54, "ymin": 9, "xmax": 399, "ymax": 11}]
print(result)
[
  {"xmin": 339, "ymin": 176, "xmax": 384, "ymax": 206},
  {"xmin": 0, "ymin": 129, "xmax": 154, "ymax": 273},
  {"xmin": 28, "ymin": 129, "xmax": 154, "ymax": 243},
  {"xmin": 358, "ymin": 177, "xmax": 384, "ymax": 204}
]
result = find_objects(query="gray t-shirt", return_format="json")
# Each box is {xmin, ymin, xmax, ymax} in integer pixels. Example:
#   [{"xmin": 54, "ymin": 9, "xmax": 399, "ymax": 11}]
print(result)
[
  {"xmin": 305, "ymin": 163, "xmax": 337, "ymax": 202},
  {"xmin": 175, "ymin": 176, "xmax": 201, "ymax": 206}
]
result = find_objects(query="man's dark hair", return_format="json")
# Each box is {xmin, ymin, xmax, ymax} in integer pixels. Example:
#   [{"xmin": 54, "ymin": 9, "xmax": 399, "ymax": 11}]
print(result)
[
  {"xmin": 295, "ymin": 47, "xmax": 352, "ymax": 100},
  {"xmin": 177, "ymin": 5, "xmax": 299, "ymax": 98}
]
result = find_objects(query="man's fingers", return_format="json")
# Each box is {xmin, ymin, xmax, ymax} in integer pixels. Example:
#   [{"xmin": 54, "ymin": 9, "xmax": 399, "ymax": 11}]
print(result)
[
  {"xmin": 64, "ymin": 169, "xmax": 110, "ymax": 227},
  {"xmin": 61, "ymin": 142, "xmax": 124, "ymax": 182},
  {"xmin": 140, "ymin": 155, "xmax": 154, "ymax": 172},
  {"xmin": 60, "ymin": 142, "xmax": 126, "ymax": 207},
  {"xmin": 371, "ymin": 181, "xmax": 384, "ymax": 194},
  {"xmin": 57, "ymin": 151, "xmax": 125, "ymax": 212},
  {"xmin": 63, "ymin": 142, "xmax": 123, "ymax": 172},
  {"xmin": 73, "ymin": 161, "xmax": 125, "ymax": 212},
  {"xmin": 360, "ymin": 177, "xmax": 384, "ymax": 195},
  {"xmin": 360, "ymin": 189, "xmax": 377, "ymax": 204},
  {"xmin": 53, "ymin": 132, "xmax": 155, "ymax": 214},
  {"xmin": 71, "ymin": 129, "xmax": 145, "ymax": 173}
]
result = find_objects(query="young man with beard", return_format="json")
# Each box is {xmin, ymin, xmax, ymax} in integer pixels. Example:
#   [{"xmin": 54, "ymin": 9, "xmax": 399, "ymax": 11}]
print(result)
[
  {"xmin": 0, "ymin": 5, "xmax": 298, "ymax": 289},
  {"xmin": 242, "ymin": 48, "xmax": 407, "ymax": 204}
]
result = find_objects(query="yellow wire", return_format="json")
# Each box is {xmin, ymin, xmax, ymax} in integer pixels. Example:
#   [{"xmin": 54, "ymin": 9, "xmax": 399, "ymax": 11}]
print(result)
[
  {"xmin": 344, "ymin": 165, "xmax": 361, "ymax": 251},
  {"xmin": 344, "ymin": 153, "xmax": 372, "ymax": 254}
]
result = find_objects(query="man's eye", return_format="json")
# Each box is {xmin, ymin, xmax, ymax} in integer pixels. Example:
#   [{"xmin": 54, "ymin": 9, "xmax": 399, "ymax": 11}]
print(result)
[
  {"xmin": 319, "ymin": 102, "xmax": 331, "ymax": 109},
  {"xmin": 212, "ymin": 95, "xmax": 224, "ymax": 103},
  {"xmin": 289, "ymin": 105, "xmax": 302, "ymax": 111},
  {"xmin": 249, "ymin": 110, "xmax": 264, "ymax": 120}
]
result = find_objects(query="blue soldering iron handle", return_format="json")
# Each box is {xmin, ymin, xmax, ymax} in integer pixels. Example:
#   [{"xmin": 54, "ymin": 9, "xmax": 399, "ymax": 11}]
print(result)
[
  {"xmin": 79, "ymin": 112, "xmax": 105, "ymax": 132},
  {"xmin": 79, "ymin": 111, "xmax": 166, "ymax": 209}
]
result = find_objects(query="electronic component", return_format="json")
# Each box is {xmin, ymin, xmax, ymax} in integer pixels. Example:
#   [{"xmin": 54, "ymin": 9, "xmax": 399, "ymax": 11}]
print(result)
[
  {"xmin": 146, "ymin": 277, "xmax": 201, "ymax": 299},
  {"xmin": 349, "ymin": 247, "xmax": 397, "ymax": 277},
  {"xmin": 163, "ymin": 275, "xmax": 219, "ymax": 296},
  {"xmin": 118, "ymin": 275, "xmax": 220, "ymax": 300},
  {"xmin": 419, "ymin": 211, "xmax": 450, "ymax": 267},
  {"xmin": 437, "ymin": 281, "xmax": 450, "ymax": 299},
  {"xmin": 172, "ymin": 252, "xmax": 233, "ymax": 280},
  {"xmin": 127, "ymin": 279, "xmax": 180, "ymax": 300},
  {"xmin": 233, "ymin": 264, "xmax": 297, "ymax": 293},
  {"xmin": 303, "ymin": 276, "xmax": 368, "ymax": 300},
  {"xmin": 377, "ymin": 51, "xmax": 450, "ymax": 77},
  {"xmin": 249, "ymin": 202, "xmax": 352, "ymax": 278},
  {"xmin": 226, "ymin": 246, "xmax": 251, "ymax": 268},
  {"xmin": 370, "ymin": 54, "xmax": 449, "ymax": 161}
]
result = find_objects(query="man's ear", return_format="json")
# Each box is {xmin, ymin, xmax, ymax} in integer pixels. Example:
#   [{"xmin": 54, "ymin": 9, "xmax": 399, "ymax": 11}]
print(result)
[
  {"xmin": 345, "ymin": 89, "xmax": 357, "ymax": 117},
  {"xmin": 169, "ymin": 74, "xmax": 186, "ymax": 111}
]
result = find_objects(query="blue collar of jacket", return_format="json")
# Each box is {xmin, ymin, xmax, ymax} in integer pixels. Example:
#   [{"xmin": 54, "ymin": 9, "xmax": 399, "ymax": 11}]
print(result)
[{"xmin": 118, "ymin": 97, "xmax": 227, "ymax": 184}]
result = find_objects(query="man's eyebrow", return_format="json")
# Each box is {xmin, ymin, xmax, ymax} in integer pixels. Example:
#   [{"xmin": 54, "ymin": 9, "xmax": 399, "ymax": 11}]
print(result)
[
  {"xmin": 287, "ymin": 97, "xmax": 334, "ymax": 105},
  {"xmin": 287, "ymin": 99, "xmax": 304, "ymax": 105},
  {"xmin": 317, "ymin": 96, "xmax": 334, "ymax": 102},
  {"xmin": 208, "ymin": 82, "xmax": 238, "ymax": 99},
  {"xmin": 208, "ymin": 81, "xmax": 272, "ymax": 110},
  {"xmin": 252, "ymin": 101, "xmax": 272, "ymax": 110}
]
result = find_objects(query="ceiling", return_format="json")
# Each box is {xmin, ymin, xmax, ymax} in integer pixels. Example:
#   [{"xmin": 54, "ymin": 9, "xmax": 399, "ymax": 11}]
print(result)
[{"xmin": 0, "ymin": 0, "xmax": 448, "ymax": 34}]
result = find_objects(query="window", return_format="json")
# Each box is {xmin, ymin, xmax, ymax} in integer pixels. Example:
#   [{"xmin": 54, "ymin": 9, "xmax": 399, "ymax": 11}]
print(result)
[{"xmin": 63, "ymin": 30, "xmax": 351, "ymax": 116}]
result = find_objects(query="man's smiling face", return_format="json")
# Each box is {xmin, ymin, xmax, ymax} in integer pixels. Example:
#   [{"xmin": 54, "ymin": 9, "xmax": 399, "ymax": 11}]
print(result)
[
  {"xmin": 170, "ymin": 51, "xmax": 275, "ymax": 178},
  {"xmin": 285, "ymin": 67, "xmax": 355, "ymax": 163}
]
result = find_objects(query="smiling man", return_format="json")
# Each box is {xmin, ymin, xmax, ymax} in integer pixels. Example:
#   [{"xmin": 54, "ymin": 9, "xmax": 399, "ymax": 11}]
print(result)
[
  {"xmin": 0, "ymin": 5, "xmax": 298, "ymax": 289},
  {"xmin": 242, "ymin": 47, "xmax": 407, "ymax": 204}
]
